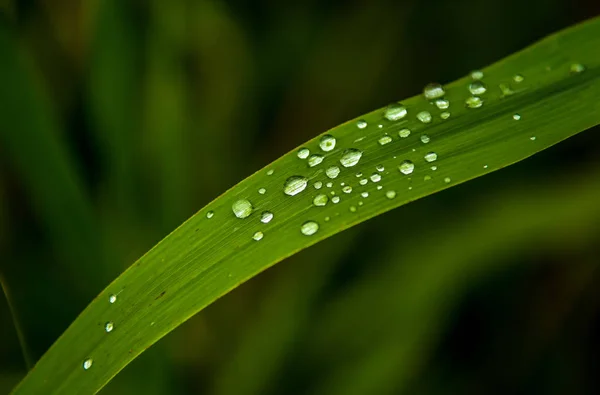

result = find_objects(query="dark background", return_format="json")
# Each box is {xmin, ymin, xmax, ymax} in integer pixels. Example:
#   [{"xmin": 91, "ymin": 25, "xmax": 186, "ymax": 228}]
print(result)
[{"xmin": 1, "ymin": 0, "xmax": 600, "ymax": 394}]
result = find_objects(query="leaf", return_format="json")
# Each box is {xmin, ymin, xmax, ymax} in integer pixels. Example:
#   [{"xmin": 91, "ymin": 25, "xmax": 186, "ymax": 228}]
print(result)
[{"xmin": 11, "ymin": 15, "xmax": 600, "ymax": 394}]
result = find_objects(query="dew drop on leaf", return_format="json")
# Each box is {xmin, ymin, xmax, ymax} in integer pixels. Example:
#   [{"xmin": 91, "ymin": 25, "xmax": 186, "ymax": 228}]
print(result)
[
  {"xmin": 314, "ymin": 181, "xmax": 323, "ymax": 189},
  {"xmin": 253, "ymin": 231, "xmax": 264, "ymax": 241},
  {"xmin": 297, "ymin": 148, "xmax": 310, "ymax": 159},
  {"xmin": 359, "ymin": 178, "xmax": 368, "ymax": 185},
  {"xmin": 232, "ymin": 199, "xmax": 254, "ymax": 218},
  {"xmin": 260, "ymin": 211, "xmax": 273, "ymax": 224},
  {"xmin": 326, "ymin": 166, "xmax": 341, "ymax": 179},
  {"xmin": 398, "ymin": 128, "xmax": 411, "ymax": 138},
  {"xmin": 284, "ymin": 176, "xmax": 308, "ymax": 196},
  {"xmin": 440, "ymin": 112, "xmax": 450, "ymax": 120},
  {"xmin": 444, "ymin": 177, "xmax": 452, "ymax": 183},
  {"xmin": 356, "ymin": 120, "xmax": 368, "ymax": 129},
  {"xmin": 258, "ymin": 188, "xmax": 266, "ymax": 195},
  {"xmin": 105, "ymin": 322, "xmax": 114, "ymax": 333},
  {"xmin": 83, "ymin": 359, "xmax": 93, "ymax": 370},
  {"xmin": 349, "ymin": 206, "xmax": 357, "ymax": 213},
  {"xmin": 420, "ymin": 135, "xmax": 431, "ymax": 144},
  {"xmin": 383, "ymin": 102, "xmax": 408, "ymax": 121},
  {"xmin": 424, "ymin": 152, "xmax": 438, "ymax": 162},
  {"xmin": 399, "ymin": 160, "xmax": 415, "ymax": 175},
  {"xmin": 332, "ymin": 196, "xmax": 340, "ymax": 204},
  {"xmin": 313, "ymin": 194, "xmax": 329, "ymax": 207},
  {"xmin": 435, "ymin": 98, "xmax": 449, "ymax": 109},
  {"xmin": 513, "ymin": 74, "xmax": 524, "ymax": 83},
  {"xmin": 308, "ymin": 154, "xmax": 324, "ymax": 167},
  {"xmin": 361, "ymin": 191, "xmax": 369, "ymax": 198},
  {"xmin": 468, "ymin": 81, "xmax": 487, "ymax": 95},
  {"xmin": 376, "ymin": 164, "xmax": 385, "ymax": 172},
  {"xmin": 417, "ymin": 111, "xmax": 432, "ymax": 123},
  {"xmin": 206, "ymin": 211, "xmax": 214, "ymax": 219},
  {"xmin": 370, "ymin": 173, "xmax": 382, "ymax": 182},
  {"xmin": 465, "ymin": 96, "xmax": 483, "ymax": 108},
  {"xmin": 386, "ymin": 190, "xmax": 396, "ymax": 199},
  {"xmin": 423, "ymin": 83, "xmax": 445, "ymax": 100},
  {"xmin": 471, "ymin": 70, "xmax": 483, "ymax": 80},
  {"xmin": 319, "ymin": 135, "xmax": 337, "ymax": 152},
  {"xmin": 570, "ymin": 63, "xmax": 585, "ymax": 74},
  {"xmin": 342, "ymin": 186, "xmax": 352, "ymax": 194},
  {"xmin": 300, "ymin": 221, "xmax": 319, "ymax": 236},
  {"xmin": 513, "ymin": 114, "xmax": 521, "ymax": 120},
  {"xmin": 378, "ymin": 135, "xmax": 392, "ymax": 145},
  {"xmin": 340, "ymin": 148, "xmax": 363, "ymax": 167},
  {"xmin": 109, "ymin": 294, "xmax": 117, "ymax": 304}
]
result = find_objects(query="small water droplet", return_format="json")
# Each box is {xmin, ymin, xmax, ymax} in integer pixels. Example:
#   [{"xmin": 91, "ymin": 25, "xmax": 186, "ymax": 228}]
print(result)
[
  {"xmin": 465, "ymin": 96, "xmax": 483, "ymax": 108},
  {"xmin": 258, "ymin": 188, "xmax": 266, "ymax": 195},
  {"xmin": 314, "ymin": 181, "xmax": 323, "ymax": 189},
  {"xmin": 342, "ymin": 186, "xmax": 353, "ymax": 194},
  {"xmin": 319, "ymin": 135, "xmax": 337, "ymax": 152},
  {"xmin": 376, "ymin": 164, "xmax": 385, "ymax": 172},
  {"xmin": 444, "ymin": 177, "xmax": 451, "ymax": 183},
  {"xmin": 313, "ymin": 194, "xmax": 329, "ymax": 207},
  {"xmin": 83, "ymin": 358, "xmax": 93, "ymax": 370},
  {"xmin": 340, "ymin": 148, "xmax": 363, "ymax": 167},
  {"xmin": 355, "ymin": 172, "xmax": 363, "ymax": 177},
  {"xmin": 301, "ymin": 221, "xmax": 319, "ymax": 236},
  {"xmin": 109, "ymin": 294, "xmax": 117, "ymax": 304},
  {"xmin": 483, "ymin": 164, "xmax": 488, "ymax": 169},
  {"xmin": 332, "ymin": 196, "xmax": 340, "ymax": 204},
  {"xmin": 356, "ymin": 120, "xmax": 368, "ymax": 129},
  {"xmin": 326, "ymin": 182, "xmax": 333, "ymax": 188},
  {"xmin": 359, "ymin": 178, "xmax": 368, "ymax": 186},
  {"xmin": 420, "ymin": 135, "xmax": 430, "ymax": 144},
  {"xmin": 424, "ymin": 175, "xmax": 432, "ymax": 181},
  {"xmin": 330, "ymin": 191, "xmax": 336, "ymax": 195},
  {"xmin": 431, "ymin": 165, "xmax": 437, "ymax": 171},
  {"xmin": 513, "ymin": 113, "xmax": 521, "ymax": 120},
  {"xmin": 378, "ymin": 135, "xmax": 393, "ymax": 145},
  {"xmin": 284, "ymin": 176, "xmax": 308, "ymax": 196},
  {"xmin": 297, "ymin": 148, "xmax": 310, "ymax": 159},
  {"xmin": 386, "ymin": 190, "xmax": 396, "ymax": 199},
  {"xmin": 377, "ymin": 185, "xmax": 383, "ymax": 190},
  {"xmin": 326, "ymin": 166, "xmax": 341, "ymax": 179},
  {"xmin": 378, "ymin": 124, "xmax": 383, "ymax": 129},
  {"xmin": 232, "ymin": 199, "xmax": 254, "ymax": 218},
  {"xmin": 349, "ymin": 206, "xmax": 357, "ymax": 213},
  {"xmin": 324, "ymin": 216, "xmax": 330, "ymax": 222},
  {"xmin": 499, "ymin": 83, "xmax": 514, "ymax": 96},
  {"xmin": 399, "ymin": 160, "xmax": 415, "ymax": 175},
  {"xmin": 471, "ymin": 70, "xmax": 483, "ymax": 80},
  {"xmin": 361, "ymin": 191, "xmax": 369, "ymax": 198},
  {"xmin": 253, "ymin": 231, "xmax": 264, "ymax": 241},
  {"xmin": 417, "ymin": 111, "xmax": 432, "ymax": 124},
  {"xmin": 440, "ymin": 112, "xmax": 450, "ymax": 120},
  {"xmin": 206, "ymin": 211, "xmax": 214, "ymax": 219},
  {"xmin": 423, "ymin": 83, "xmax": 445, "ymax": 100},
  {"xmin": 424, "ymin": 152, "xmax": 438, "ymax": 162},
  {"xmin": 468, "ymin": 81, "xmax": 487, "ymax": 95},
  {"xmin": 358, "ymin": 201, "xmax": 363, "ymax": 206},
  {"xmin": 260, "ymin": 211, "xmax": 273, "ymax": 223},
  {"xmin": 370, "ymin": 173, "xmax": 381, "ymax": 182},
  {"xmin": 267, "ymin": 169, "xmax": 274, "ymax": 176},
  {"xmin": 308, "ymin": 154, "xmax": 324, "ymax": 167},
  {"xmin": 105, "ymin": 322, "xmax": 114, "ymax": 333},
  {"xmin": 383, "ymin": 102, "xmax": 408, "ymax": 121},
  {"xmin": 530, "ymin": 136, "xmax": 536, "ymax": 141},
  {"xmin": 435, "ymin": 98, "xmax": 449, "ymax": 110},
  {"xmin": 513, "ymin": 74, "xmax": 524, "ymax": 83},
  {"xmin": 398, "ymin": 128, "xmax": 411, "ymax": 138},
  {"xmin": 570, "ymin": 63, "xmax": 585, "ymax": 74}
]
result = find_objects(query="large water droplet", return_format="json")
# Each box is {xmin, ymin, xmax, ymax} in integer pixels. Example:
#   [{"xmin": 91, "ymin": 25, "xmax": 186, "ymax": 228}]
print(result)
[
  {"xmin": 326, "ymin": 166, "xmax": 341, "ymax": 179},
  {"xmin": 370, "ymin": 173, "xmax": 381, "ymax": 182},
  {"xmin": 423, "ymin": 83, "xmax": 445, "ymax": 100},
  {"xmin": 398, "ymin": 128, "xmax": 411, "ymax": 138},
  {"xmin": 105, "ymin": 322, "xmax": 114, "ymax": 333},
  {"xmin": 308, "ymin": 154, "xmax": 324, "ymax": 167},
  {"xmin": 297, "ymin": 148, "xmax": 310, "ymax": 159},
  {"xmin": 313, "ymin": 194, "xmax": 329, "ymax": 206},
  {"xmin": 399, "ymin": 160, "xmax": 415, "ymax": 175},
  {"xmin": 319, "ymin": 135, "xmax": 337, "ymax": 152},
  {"xmin": 340, "ymin": 148, "xmax": 363, "ymax": 167},
  {"xmin": 465, "ymin": 96, "xmax": 483, "ymax": 108},
  {"xmin": 342, "ymin": 186, "xmax": 353, "ymax": 194},
  {"xmin": 417, "ymin": 111, "xmax": 432, "ymax": 124},
  {"xmin": 378, "ymin": 135, "xmax": 392, "ymax": 145},
  {"xmin": 206, "ymin": 211, "xmax": 214, "ymax": 219},
  {"xmin": 232, "ymin": 199, "xmax": 254, "ymax": 218},
  {"xmin": 468, "ymin": 81, "xmax": 487, "ymax": 95},
  {"xmin": 253, "ymin": 231, "xmax": 264, "ymax": 241},
  {"xmin": 435, "ymin": 98, "xmax": 449, "ymax": 110},
  {"xmin": 300, "ymin": 221, "xmax": 319, "ymax": 236},
  {"xmin": 109, "ymin": 294, "xmax": 117, "ymax": 304},
  {"xmin": 386, "ymin": 190, "xmax": 396, "ymax": 199},
  {"xmin": 260, "ymin": 211, "xmax": 273, "ymax": 224},
  {"xmin": 420, "ymin": 135, "xmax": 430, "ymax": 144},
  {"xmin": 284, "ymin": 176, "xmax": 308, "ymax": 196},
  {"xmin": 424, "ymin": 152, "xmax": 438, "ymax": 162},
  {"xmin": 383, "ymin": 103, "xmax": 407, "ymax": 121},
  {"xmin": 83, "ymin": 358, "xmax": 93, "ymax": 370},
  {"xmin": 356, "ymin": 120, "xmax": 368, "ymax": 129}
]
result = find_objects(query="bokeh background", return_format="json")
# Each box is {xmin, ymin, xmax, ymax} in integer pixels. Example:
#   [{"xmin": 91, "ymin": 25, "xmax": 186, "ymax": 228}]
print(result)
[{"xmin": 1, "ymin": 0, "xmax": 600, "ymax": 394}]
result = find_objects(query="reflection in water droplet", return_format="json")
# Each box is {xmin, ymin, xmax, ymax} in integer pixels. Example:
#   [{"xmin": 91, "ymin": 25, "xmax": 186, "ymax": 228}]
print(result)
[
  {"xmin": 326, "ymin": 166, "xmax": 341, "ymax": 179},
  {"xmin": 370, "ymin": 173, "xmax": 381, "ymax": 182},
  {"xmin": 308, "ymin": 154, "xmax": 324, "ymax": 167},
  {"xmin": 342, "ymin": 186, "xmax": 353, "ymax": 194},
  {"xmin": 359, "ymin": 178, "xmax": 368, "ymax": 186},
  {"xmin": 376, "ymin": 164, "xmax": 385, "ymax": 172},
  {"xmin": 420, "ymin": 135, "xmax": 430, "ymax": 144},
  {"xmin": 423, "ymin": 83, "xmax": 445, "ymax": 100},
  {"xmin": 440, "ymin": 112, "xmax": 450, "ymax": 120},
  {"xmin": 468, "ymin": 81, "xmax": 487, "ymax": 95},
  {"xmin": 105, "ymin": 322, "xmax": 114, "ymax": 333},
  {"xmin": 398, "ymin": 128, "xmax": 411, "ymax": 138},
  {"xmin": 314, "ymin": 181, "xmax": 323, "ymax": 189},
  {"xmin": 444, "ymin": 177, "xmax": 451, "ymax": 183},
  {"xmin": 297, "ymin": 148, "xmax": 310, "ymax": 159},
  {"xmin": 349, "ymin": 206, "xmax": 357, "ymax": 213},
  {"xmin": 83, "ymin": 359, "xmax": 93, "ymax": 370},
  {"xmin": 301, "ymin": 221, "xmax": 319, "ymax": 236},
  {"xmin": 340, "ymin": 148, "xmax": 363, "ymax": 167},
  {"xmin": 258, "ymin": 188, "xmax": 266, "ymax": 195},
  {"xmin": 471, "ymin": 70, "xmax": 483, "ymax": 80},
  {"xmin": 386, "ymin": 190, "xmax": 396, "ymax": 199},
  {"xmin": 570, "ymin": 63, "xmax": 585, "ymax": 74},
  {"xmin": 399, "ymin": 160, "xmax": 415, "ymax": 175},
  {"xmin": 261, "ymin": 211, "xmax": 274, "ymax": 223},
  {"xmin": 109, "ymin": 294, "xmax": 117, "ymax": 304},
  {"xmin": 319, "ymin": 135, "xmax": 337, "ymax": 152},
  {"xmin": 332, "ymin": 196, "xmax": 340, "ymax": 204},
  {"xmin": 417, "ymin": 111, "xmax": 432, "ymax": 123},
  {"xmin": 383, "ymin": 103, "xmax": 408, "ymax": 121},
  {"xmin": 435, "ymin": 98, "xmax": 449, "ymax": 109},
  {"xmin": 232, "ymin": 199, "xmax": 254, "ymax": 218},
  {"xmin": 284, "ymin": 176, "xmax": 308, "ymax": 196},
  {"xmin": 378, "ymin": 135, "xmax": 392, "ymax": 145},
  {"xmin": 357, "ymin": 120, "xmax": 368, "ymax": 129},
  {"xmin": 313, "ymin": 194, "xmax": 329, "ymax": 207},
  {"xmin": 513, "ymin": 114, "xmax": 521, "ymax": 120},
  {"xmin": 206, "ymin": 211, "xmax": 214, "ymax": 219},
  {"xmin": 424, "ymin": 152, "xmax": 438, "ymax": 162},
  {"xmin": 465, "ymin": 96, "xmax": 483, "ymax": 108},
  {"xmin": 361, "ymin": 191, "xmax": 369, "ymax": 198},
  {"xmin": 253, "ymin": 231, "xmax": 264, "ymax": 241},
  {"xmin": 513, "ymin": 74, "xmax": 524, "ymax": 83}
]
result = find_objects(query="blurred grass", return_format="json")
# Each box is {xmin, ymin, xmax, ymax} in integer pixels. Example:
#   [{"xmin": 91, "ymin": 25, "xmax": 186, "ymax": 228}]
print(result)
[{"xmin": 1, "ymin": 0, "xmax": 600, "ymax": 394}]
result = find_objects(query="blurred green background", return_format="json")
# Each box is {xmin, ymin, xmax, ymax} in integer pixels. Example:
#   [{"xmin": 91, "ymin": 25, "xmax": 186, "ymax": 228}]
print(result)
[{"xmin": 1, "ymin": 0, "xmax": 600, "ymax": 394}]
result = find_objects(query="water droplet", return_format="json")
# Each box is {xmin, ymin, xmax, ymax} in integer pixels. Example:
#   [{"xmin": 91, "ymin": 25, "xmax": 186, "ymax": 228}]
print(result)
[
  {"xmin": 377, "ymin": 185, "xmax": 383, "ymax": 190},
  {"xmin": 399, "ymin": 160, "xmax": 415, "ymax": 175},
  {"xmin": 308, "ymin": 154, "xmax": 324, "ymax": 167},
  {"xmin": 300, "ymin": 221, "xmax": 319, "ymax": 236},
  {"xmin": 349, "ymin": 206, "xmax": 357, "ymax": 213},
  {"xmin": 313, "ymin": 194, "xmax": 329, "ymax": 207},
  {"xmin": 423, "ymin": 83, "xmax": 445, "ymax": 100},
  {"xmin": 468, "ymin": 81, "xmax": 487, "ymax": 95},
  {"xmin": 326, "ymin": 166, "xmax": 341, "ymax": 179},
  {"xmin": 83, "ymin": 358, "xmax": 93, "ymax": 370},
  {"xmin": 398, "ymin": 128, "xmax": 411, "ymax": 138},
  {"xmin": 570, "ymin": 63, "xmax": 585, "ymax": 74},
  {"xmin": 340, "ymin": 148, "xmax": 363, "ymax": 167},
  {"xmin": 383, "ymin": 102, "xmax": 408, "ymax": 121},
  {"xmin": 444, "ymin": 177, "xmax": 451, "ymax": 183},
  {"xmin": 253, "ymin": 231, "xmax": 264, "ymax": 241},
  {"xmin": 530, "ymin": 136, "xmax": 536, "ymax": 141},
  {"xmin": 513, "ymin": 113, "xmax": 521, "ymax": 120},
  {"xmin": 358, "ymin": 201, "xmax": 364, "ymax": 206},
  {"xmin": 284, "ymin": 176, "xmax": 308, "ymax": 196},
  {"xmin": 483, "ymin": 164, "xmax": 489, "ymax": 169},
  {"xmin": 359, "ymin": 178, "xmax": 368, "ymax": 186},
  {"xmin": 267, "ymin": 169, "xmax": 274, "ymax": 176},
  {"xmin": 232, "ymin": 199, "xmax": 254, "ymax": 218},
  {"xmin": 440, "ymin": 112, "xmax": 451, "ymax": 120},
  {"xmin": 355, "ymin": 172, "xmax": 363, "ymax": 177},
  {"xmin": 356, "ymin": 119, "xmax": 368, "ymax": 129},
  {"xmin": 314, "ymin": 181, "xmax": 323, "ymax": 189},
  {"xmin": 258, "ymin": 188, "xmax": 266, "ymax": 195},
  {"xmin": 319, "ymin": 135, "xmax": 337, "ymax": 152},
  {"xmin": 378, "ymin": 124, "xmax": 383, "ymax": 128},
  {"xmin": 342, "ymin": 186, "xmax": 353, "ymax": 194},
  {"xmin": 424, "ymin": 175, "xmax": 432, "ymax": 181},
  {"xmin": 340, "ymin": 182, "xmax": 345, "ymax": 186},
  {"xmin": 435, "ymin": 98, "xmax": 449, "ymax": 110},
  {"xmin": 324, "ymin": 216, "xmax": 330, "ymax": 222},
  {"xmin": 361, "ymin": 191, "xmax": 369, "ymax": 198},
  {"xmin": 260, "ymin": 211, "xmax": 273, "ymax": 223},
  {"xmin": 424, "ymin": 152, "xmax": 438, "ymax": 162},
  {"xmin": 513, "ymin": 74, "xmax": 524, "ymax": 83},
  {"xmin": 330, "ymin": 191, "xmax": 336, "ymax": 195},
  {"xmin": 109, "ymin": 294, "xmax": 117, "ymax": 304},
  {"xmin": 386, "ymin": 190, "xmax": 396, "ymax": 199},
  {"xmin": 499, "ymin": 84, "xmax": 514, "ymax": 96},
  {"xmin": 417, "ymin": 111, "xmax": 432, "ymax": 123},
  {"xmin": 431, "ymin": 165, "xmax": 437, "ymax": 171},
  {"xmin": 332, "ymin": 196, "xmax": 340, "ymax": 204},
  {"xmin": 471, "ymin": 70, "xmax": 483, "ymax": 80},
  {"xmin": 297, "ymin": 148, "xmax": 310, "ymax": 159},
  {"xmin": 370, "ymin": 173, "xmax": 381, "ymax": 182},
  {"xmin": 326, "ymin": 182, "xmax": 333, "ymax": 188},
  {"xmin": 206, "ymin": 211, "xmax": 214, "ymax": 219},
  {"xmin": 465, "ymin": 96, "xmax": 483, "ymax": 108},
  {"xmin": 420, "ymin": 135, "xmax": 430, "ymax": 144},
  {"xmin": 378, "ymin": 135, "xmax": 392, "ymax": 145},
  {"xmin": 105, "ymin": 322, "xmax": 114, "ymax": 333},
  {"xmin": 376, "ymin": 164, "xmax": 385, "ymax": 172}
]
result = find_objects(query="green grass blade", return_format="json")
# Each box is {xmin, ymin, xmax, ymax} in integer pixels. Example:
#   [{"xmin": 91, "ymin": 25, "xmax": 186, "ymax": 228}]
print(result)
[
  {"xmin": 0, "ymin": 274, "xmax": 33, "ymax": 370},
  {"xmin": 11, "ymin": 15, "xmax": 600, "ymax": 394}
]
